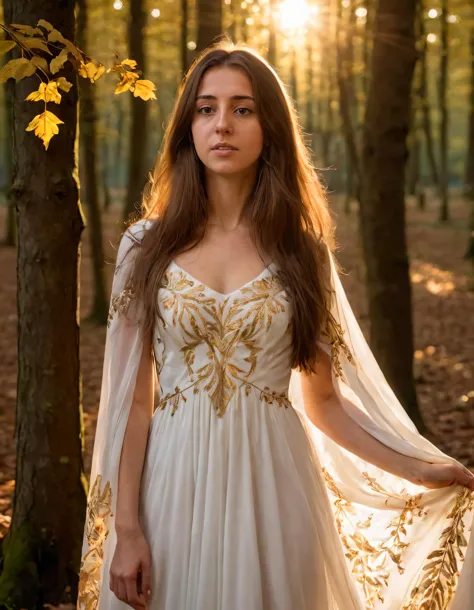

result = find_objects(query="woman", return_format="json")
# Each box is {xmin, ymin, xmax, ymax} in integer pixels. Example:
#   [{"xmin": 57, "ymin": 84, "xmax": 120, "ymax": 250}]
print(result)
[{"xmin": 78, "ymin": 42, "xmax": 474, "ymax": 610}]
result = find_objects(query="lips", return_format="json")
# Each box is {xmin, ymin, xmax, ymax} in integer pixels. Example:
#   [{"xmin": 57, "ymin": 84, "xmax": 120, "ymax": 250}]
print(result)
[{"xmin": 211, "ymin": 143, "xmax": 238, "ymax": 150}]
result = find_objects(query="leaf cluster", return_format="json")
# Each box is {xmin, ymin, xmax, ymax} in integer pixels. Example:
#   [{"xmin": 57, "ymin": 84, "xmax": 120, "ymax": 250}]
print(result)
[{"xmin": 0, "ymin": 20, "xmax": 157, "ymax": 149}]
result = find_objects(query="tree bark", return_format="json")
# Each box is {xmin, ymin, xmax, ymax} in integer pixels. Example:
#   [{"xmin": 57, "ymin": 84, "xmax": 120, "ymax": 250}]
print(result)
[
  {"xmin": 77, "ymin": 0, "xmax": 108, "ymax": 324},
  {"xmin": 196, "ymin": 0, "xmax": 223, "ymax": 53},
  {"xmin": 439, "ymin": 0, "xmax": 449, "ymax": 222},
  {"xmin": 464, "ymin": 21, "xmax": 474, "ymax": 198},
  {"xmin": 305, "ymin": 31, "xmax": 314, "ymax": 156},
  {"xmin": 0, "ymin": 0, "xmax": 87, "ymax": 606},
  {"xmin": 2, "ymin": 73, "xmax": 16, "ymax": 247},
  {"xmin": 360, "ymin": 0, "xmax": 424, "ymax": 431},
  {"xmin": 336, "ymin": 0, "xmax": 361, "ymax": 199},
  {"xmin": 418, "ymin": 0, "xmax": 439, "ymax": 188},
  {"xmin": 123, "ymin": 0, "xmax": 150, "ymax": 222},
  {"xmin": 180, "ymin": 0, "xmax": 189, "ymax": 75},
  {"xmin": 465, "ymin": 19, "xmax": 474, "ymax": 265},
  {"xmin": 267, "ymin": 0, "xmax": 277, "ymax": 68}
]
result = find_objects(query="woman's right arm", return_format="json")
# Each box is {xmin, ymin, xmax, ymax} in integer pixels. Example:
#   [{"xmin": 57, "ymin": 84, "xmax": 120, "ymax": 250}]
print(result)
[{"xmin": 109, "ymin": 326, "xmax": 156, "ymax": 608}]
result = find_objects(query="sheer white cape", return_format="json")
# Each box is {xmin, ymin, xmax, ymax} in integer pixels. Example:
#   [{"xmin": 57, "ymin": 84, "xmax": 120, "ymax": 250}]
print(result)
[{"xmin": 77, "ymin": 220, "xmax": 474, "ymax": 609}]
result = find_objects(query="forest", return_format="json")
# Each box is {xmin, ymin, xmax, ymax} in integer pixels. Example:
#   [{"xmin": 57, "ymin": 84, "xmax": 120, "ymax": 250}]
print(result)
[{"xmin": 0, "ymin": 0, "xmax": 472, "ymax": 607}]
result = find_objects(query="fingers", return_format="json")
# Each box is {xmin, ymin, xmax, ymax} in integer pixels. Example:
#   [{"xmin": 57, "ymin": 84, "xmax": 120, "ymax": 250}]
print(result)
[
  {"xmin": 110, "ymin": 570, "xmax": 146, "ymax": 607},
  {"xmin": 125, "ymin": 576, "xmax": 146, "ymax": 608},
  {"xmin": 455, "ymin": 466, "xmax": 474, "ymax": 490},
  {"xmin": 141, "ymin": 555, "xmax": 152, "ymax": 603}
]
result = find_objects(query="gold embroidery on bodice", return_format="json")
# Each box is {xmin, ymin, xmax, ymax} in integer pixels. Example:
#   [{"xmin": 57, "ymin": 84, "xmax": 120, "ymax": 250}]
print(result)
[{"xmin": 155, "ymin": 263, "xmax": 293, "ymax": 417}]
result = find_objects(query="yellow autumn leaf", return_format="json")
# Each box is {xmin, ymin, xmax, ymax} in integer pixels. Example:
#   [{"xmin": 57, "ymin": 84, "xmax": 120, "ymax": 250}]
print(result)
[
  {"xmin": 15, "ymin": 33, "xmax": 52, "ymax": 56},
  {"xmin": 0, "ymin": 40, "xmax": 17, "ymax": 56},
  {"xmin": 30, "ymin": 55, "xmax": 49, "ymax": 74},
  {"xmin": 0, "ymin": 58, "xmax": 36, "ymax": 83},
  {"xmin": 26, "ymin": 110, "xmax": 64, "ymax": 150},
  {"xmin": 121, "ymin": 59, "xmax": 137, "ymax": 69},
  {"xmin": 50, "ymin": 49, "xmax": 69, "ymax": 75},
  {"xmin": 25, "ymin": 81, "xmax": 61, "ymax": 104},
  {"xmin": 114, "ymin": 72, "xmax": 139, "ymax": 94},
  {"xmin": 37, "ymin": 19, "xmax": 54, "ymax": 32},
  {"xmin": 56, "ymin": 76, "xmax": 72, "ymax": 92},
  {"xmin": 78, "ymin": 61, "xmax": 105, "ymax": 83},
  {"xmin": 48, "ymin": 30, "xmax": 82, "ymax": 61},
  {"xmin": 133, "ymin": 79, "xmax": 157, "ymax": 101},
  {"xmin": 11, "ymin": 24, "xmax": 43, "ymax": 36},
  {"xmin": 47, "ymin": 29, "xmax": 66, "ymax": 44}
]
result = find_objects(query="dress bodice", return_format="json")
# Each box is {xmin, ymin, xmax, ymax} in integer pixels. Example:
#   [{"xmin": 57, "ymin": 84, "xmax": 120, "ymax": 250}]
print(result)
[{"xmin": 153, "ymin": 260, "xmax": 294, "ymax": 417}]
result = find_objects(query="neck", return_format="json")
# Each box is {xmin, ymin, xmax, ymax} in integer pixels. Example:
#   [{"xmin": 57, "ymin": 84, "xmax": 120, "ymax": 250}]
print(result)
[{"xmin": 204, "ymin": 166, "xmax": 258, "ymax": 230}]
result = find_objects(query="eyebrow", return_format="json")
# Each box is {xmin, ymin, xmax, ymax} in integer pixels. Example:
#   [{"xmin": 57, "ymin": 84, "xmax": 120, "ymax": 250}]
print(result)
[{"xmin": 195, "ymin": 94, "xmax": 255, "ymax": 102}]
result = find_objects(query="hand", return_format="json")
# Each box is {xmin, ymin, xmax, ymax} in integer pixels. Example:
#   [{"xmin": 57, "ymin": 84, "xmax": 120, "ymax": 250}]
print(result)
[
  {"xmin": 110, "ymin": 525, "xmax": 152, "ymax": 609},
  {"xmin": 413, "ymin": 461, "xmax": 474, "ymax": 491}
]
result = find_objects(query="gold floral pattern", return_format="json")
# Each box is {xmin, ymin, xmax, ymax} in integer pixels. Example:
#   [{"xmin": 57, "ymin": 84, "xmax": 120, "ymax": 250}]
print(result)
[
  {"xmin": 402, "ymin": 488, "xmax": 474, "ymax": 610},
  {"xmin": 78, "ymin": 475, "xmax": 113, "ymax": 610},
  {"xmin": 156, "ymin": 267, "xmax": 291, "ymax": 417},
  {"xmin": 322, "ymin": 313, "xmax": 355, "ymax": 380},
  {"xmin": 322, "ymin": 467, "xmax": 427, "ymax": 608},
  {"xmin": 107, "ymin": 287, "xmax": 135, "ymax": 328}
]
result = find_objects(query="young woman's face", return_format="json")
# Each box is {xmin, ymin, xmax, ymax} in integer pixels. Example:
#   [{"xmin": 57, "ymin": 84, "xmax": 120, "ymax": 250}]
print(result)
[{"xmin": 191, "ymin": 66, "xmax": 264, "ymax": 176}]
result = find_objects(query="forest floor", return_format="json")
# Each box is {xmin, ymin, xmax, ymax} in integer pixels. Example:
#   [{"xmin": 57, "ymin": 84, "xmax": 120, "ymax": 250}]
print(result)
[{"xmin": 0, "ymin": 191, "xmax": 473, "ymax": 542}]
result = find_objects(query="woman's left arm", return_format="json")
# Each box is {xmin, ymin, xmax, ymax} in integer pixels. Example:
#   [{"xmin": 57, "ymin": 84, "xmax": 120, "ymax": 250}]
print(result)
[{"xmin": 300, "ymin": 345, "xmax": 474, "ymax": 491}]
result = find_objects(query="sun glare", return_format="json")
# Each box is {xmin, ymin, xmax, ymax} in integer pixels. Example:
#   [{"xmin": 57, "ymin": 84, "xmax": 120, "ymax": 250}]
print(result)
[{"xmin": 278, "ymin": 0, "xmax": 311, "ymax": 30}]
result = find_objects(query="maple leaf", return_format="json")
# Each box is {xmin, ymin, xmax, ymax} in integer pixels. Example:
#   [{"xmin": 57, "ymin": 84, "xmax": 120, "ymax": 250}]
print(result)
[
  {"xmin": 56, "ymin": 76, "xmax": 72, "ymax": 92},
  {"xmin": 10, "ymin": 24, "xmax": 43, "ymax": 36},
  {"xmin": 30, "ymin": 55, "xmax": 49, "ymax": 74},
  {"xmin": 78, "ymin": 61, "xmax": 105, "ymax": 83},
  {"xmin": 25, "ymin": 81, "xmax": 61, "ymax": 104},
  {"xmin": 15, "ymin": 33, "xmax": 52, "ymax": 56},
  {"xmin": 0, "ymin": 58, "xmax": 36, "ymax": 83},
  {"xmin": 133, "ymin": 79, "xmax": 157, "ymax": 101},
  {"xmin": 37, "ymin": 19, "xmax": 54, "ymax": 32},
  {"xmin": 114, "ymin": 72, "xmax": 139, "ymax": 94},
  {"xmin": 26, "ymin": 110, "xmax": 64, "ymax": 150},
  {"xmin": 0, "ymin": 40, "xmax": 17, "ymax": 56},
  {"xmin": 50, "ymin": 49, "xmax": 69, "ymax": 75},
  {"xmin": 121, "ymin": 58, "xmax": 137, "ymax": 69}
]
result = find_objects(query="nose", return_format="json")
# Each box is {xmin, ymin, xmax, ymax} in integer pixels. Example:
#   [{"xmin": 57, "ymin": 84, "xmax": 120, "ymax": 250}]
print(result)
[{"xmin": 215, "ymin": 109, "xmax": 233, "ymax": 134}]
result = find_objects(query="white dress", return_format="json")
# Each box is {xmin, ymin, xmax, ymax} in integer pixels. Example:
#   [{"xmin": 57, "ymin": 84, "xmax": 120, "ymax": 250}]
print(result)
[
  {"xmin": 136, "ymin": 259, "xmax": 361, "ymax": 610},
  {"xmin": 78, "ymin": 223, "xmax": 474, "ymax": 610}
]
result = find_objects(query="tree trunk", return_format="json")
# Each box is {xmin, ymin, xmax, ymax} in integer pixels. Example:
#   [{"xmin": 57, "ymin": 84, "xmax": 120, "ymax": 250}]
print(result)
[
  {"xmin": 336, "ymin": 0, "xmax": 361, "ymax": 199},
  {"xmin": 419, "ymin": 0, "xmax": 439, "ymax": 188},
  {"xmin": 196, "ymin": 0, "xmax": 223, "ymax": 53},
  {"xmin": 465, "ymin": 20, "xmax": 474, "ymax": 266},
  {"xmin": 305, "ymin": 31, "xmax": 314, "ymax": 156},
  {"xmin": 180, "ymin": 0, "xmax": 189, "ymax": 75},
  {"xmin": 289, "ymin": 45, "xmax": 298, "ymax": 104},
  {"xmin": 0, "ymin": 0, "xmax": 86, "ymax": 606},
  {"xmin": 464, "ymin": 21, "xmax": 474, "ymax": 198},
  {"xmin": 267, "ymin": 0, "xmax": 277, "ymax": 67},
  {"xmin": 77, "ymin": 0, "xmax": 108, "ymax": 324},
  {"xmin": 439, "ymin": 0, "xmax": 449, "ymax": 222},
  {"xmin": 2, "ymin": 54, "xmax": 16, "ymax": 247},
  {"xmin": 123, "ymin": 0, "xmax": 150, "ymax": 222},
  {"xmin": 360, "ymin": 0, "xmax": 424, "ymax": 431}
]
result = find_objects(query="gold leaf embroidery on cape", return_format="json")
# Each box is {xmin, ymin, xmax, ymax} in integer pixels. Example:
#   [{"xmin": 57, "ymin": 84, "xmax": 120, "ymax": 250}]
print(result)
[
  {"xmin": 78, "ymin": 475, "xmax": 113, "ymax": 610},
  {"xmin": 107, "ymin": 287, "xmax": 135, "ymax": 328},
  {"xmin": 402, "ymin": 488, "xmax": 474, "ymax": 610},
  {"xmin": 156, "ymin": 269, "xmax": 291, "ymax": 417},
  {"xmin": 322, "ymin": 467, "xmax": 427, "ymax": 608},
  {"xmin": 322, "ymin": 313, "xmax": 355, "ymax": 380}
]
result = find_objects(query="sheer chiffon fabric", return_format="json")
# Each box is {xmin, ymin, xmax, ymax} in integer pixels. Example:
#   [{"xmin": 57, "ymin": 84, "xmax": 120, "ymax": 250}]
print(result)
[{"xmin": 78, "ymin": 219, "xmax": 473, "ymax": 610}]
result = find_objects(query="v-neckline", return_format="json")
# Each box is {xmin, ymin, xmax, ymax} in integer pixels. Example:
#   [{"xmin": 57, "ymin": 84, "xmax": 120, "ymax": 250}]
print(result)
[{"xmin": 170, "ymin": 260, "xmax": 275, "ymax": 298}]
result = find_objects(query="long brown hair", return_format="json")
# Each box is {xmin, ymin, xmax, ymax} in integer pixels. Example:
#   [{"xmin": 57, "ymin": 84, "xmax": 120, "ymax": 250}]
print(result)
[{"xmin": 128, "ymin": 40, "xmax": 337, "ymax": 373}]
